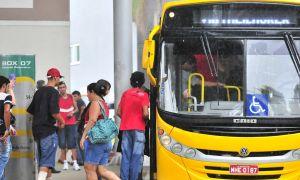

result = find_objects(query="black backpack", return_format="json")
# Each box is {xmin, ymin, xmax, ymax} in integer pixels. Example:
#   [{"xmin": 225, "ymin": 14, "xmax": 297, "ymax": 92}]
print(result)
[{"xmin": 77, "ymin": 102, "xmax": 91, "ymax": 134}]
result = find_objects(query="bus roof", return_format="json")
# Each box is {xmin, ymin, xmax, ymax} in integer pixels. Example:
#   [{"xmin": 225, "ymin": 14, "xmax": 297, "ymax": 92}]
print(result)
[{"xmin": 161, "ymin": 0, "xmax": 300, "ymax": 25}]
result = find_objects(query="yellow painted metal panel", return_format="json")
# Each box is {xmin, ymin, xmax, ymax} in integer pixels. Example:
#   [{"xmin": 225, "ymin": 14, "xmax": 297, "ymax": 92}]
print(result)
[
  {"xmin": 183, "ymin": 158, "xmax": 300, "ymax": 179},
  {"xmin": 143, "ymin": 25, "xmax": 160, "ymax": 86},
  {"xmin": 12, "ymin": 108, "xmax": 28, "ymax": 115},
  {"xmin": 156, "ymin": 110, "xmax": 174, "ymax": 135},
  {"xmin": 10, "ymin": 151, "xmax": 34, "ymax": 159},
  {"xmin": 170, "ymin": 126, "xmax": 300, "ymax": 152},
  {"xmin": 157, "ymin": 114, "xmax": 300, "ymax": 153},
  {"xmin": 156, "ymin": 115, "xmax": 300, "ymax": 179},
  {"xmin": 16, "ymin": 130, "xmax": 32, "ymax": 137},
  {"xmin": 156, "ymin": 127, "xmax": 300, "ymax": 179},
  {"xmin": 156, "ymin": 141, "xmax": 300, "ymax": 179},
  {"xmin": 156, "ymin": 138, "xmax": 191, "ymax": 179},
  {"xmin": 16, "ymin": 76, "xmax": 35, "ymax": 85}
]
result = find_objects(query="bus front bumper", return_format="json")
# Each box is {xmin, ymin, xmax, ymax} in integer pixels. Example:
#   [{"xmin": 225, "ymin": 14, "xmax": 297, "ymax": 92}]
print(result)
[{"xmin": 157, "ymin": 146, "xmax": 300, "ymax": 180}]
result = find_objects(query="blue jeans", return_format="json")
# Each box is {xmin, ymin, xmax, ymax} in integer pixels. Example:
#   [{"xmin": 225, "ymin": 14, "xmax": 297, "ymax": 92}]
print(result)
[
  {"xmin": 0, "ymin": 137, "xmax": 11, "ymax": 180},
  {"xmin": 36, "ymin": 133, "xmax": 58, "ymax": 169},
  {"xmin": 121, "ymin": 130, "xmax": 145, "ymax": 180}
]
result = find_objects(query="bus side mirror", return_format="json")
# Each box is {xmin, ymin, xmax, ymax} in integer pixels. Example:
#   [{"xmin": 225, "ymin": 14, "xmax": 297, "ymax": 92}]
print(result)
[
  {"xmin": 142, "ymin": 39, "xmax": 155, "ymax": 69},
  {"xmin": 142, "ymin": 39, "xmax": 157, "ymax": 86}
]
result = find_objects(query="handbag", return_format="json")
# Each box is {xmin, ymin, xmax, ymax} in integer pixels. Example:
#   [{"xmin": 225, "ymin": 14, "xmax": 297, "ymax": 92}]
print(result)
[{"xmin": 88, "ymin": 101, "xmax": 119, "ymax": 144}]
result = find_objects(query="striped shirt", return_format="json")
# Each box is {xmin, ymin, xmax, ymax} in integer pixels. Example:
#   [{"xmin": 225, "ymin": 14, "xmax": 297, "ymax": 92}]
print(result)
[{"xmin": 0, "ymin": 92, "xmax": 12, "ymax": 135}]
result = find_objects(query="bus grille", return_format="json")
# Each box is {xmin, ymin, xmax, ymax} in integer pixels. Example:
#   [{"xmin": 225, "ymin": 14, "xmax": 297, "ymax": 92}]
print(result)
[
  {"xmin": 207, "ymin": 174, "xmax": 281, "ymax": 179},
  {"xmin": 192, "ymin": 126, "xmax": 300, "ymax": 136},
  {"xmin": 198, "ymin": 149, "xmax": 289, "ymax": 157}
]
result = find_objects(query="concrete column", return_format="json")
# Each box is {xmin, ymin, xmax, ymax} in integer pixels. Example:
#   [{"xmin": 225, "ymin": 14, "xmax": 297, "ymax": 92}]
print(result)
[{"xmin": 113, "ymin": 0, "xmax": 132, "ymax": 151}]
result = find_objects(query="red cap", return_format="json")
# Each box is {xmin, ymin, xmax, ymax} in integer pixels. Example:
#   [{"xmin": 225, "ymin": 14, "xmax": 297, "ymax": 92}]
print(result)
[{"xmin": 47, "ymin": 68, "xmax": 63, "ymax": 78}]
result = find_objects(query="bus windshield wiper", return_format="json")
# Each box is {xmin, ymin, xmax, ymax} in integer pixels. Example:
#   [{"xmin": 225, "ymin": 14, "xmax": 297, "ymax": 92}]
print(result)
[
  {"xmin": 200, "ymin": 35, "xmax": 215, "ymax": 77},
  {"xmin": 283, "ymin": 32, "xmax": 300, "ymax": 78},
  {"xmin": 204, "ymin": 35, "xmax": 218, "ymax": 78},
  {"xmin": 200, "ymin": 34, "xmax": 221, "ymax": 103},
  {"xmin": 200, "ymin": 34, "xmax": 218, "ymax": 78}
]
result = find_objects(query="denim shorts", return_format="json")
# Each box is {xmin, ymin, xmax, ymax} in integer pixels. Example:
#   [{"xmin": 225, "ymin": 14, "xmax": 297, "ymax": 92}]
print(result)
[
  {"xmin": 36, "ymin": 133, "xmax": 58, "ymax": 169},
  {"xmin": 84, "ymin": 140, "xmax": 112, "ymax": 166},
  {"xmin": 58, "ymin": 125, "xmax": 77, "ymax": 149}
]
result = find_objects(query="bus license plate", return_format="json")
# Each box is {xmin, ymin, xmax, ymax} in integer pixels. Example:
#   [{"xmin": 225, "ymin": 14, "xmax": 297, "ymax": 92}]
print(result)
[{"xmin": 230, "ymin": 165, "xmax": 259, "ymax": 174}]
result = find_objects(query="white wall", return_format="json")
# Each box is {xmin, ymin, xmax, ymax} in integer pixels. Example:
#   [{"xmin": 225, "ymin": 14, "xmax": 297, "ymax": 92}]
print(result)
[
  {"xmin": 0, "ymin": 21, "xmax": 70, "ymax": 85},
  {"xmin": 70, "ymin": 0, "xmax": 114, "ymax": 103}
]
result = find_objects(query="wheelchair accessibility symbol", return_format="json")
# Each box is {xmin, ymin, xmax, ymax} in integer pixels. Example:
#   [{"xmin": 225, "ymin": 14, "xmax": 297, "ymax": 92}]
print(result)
[
  {"xmin": 249, "ymin": 96, "xmax": 266, "ymax": 114},
  {"xmin": 246, "ymin": 94, "xmax": 269, "ymax": 116}
]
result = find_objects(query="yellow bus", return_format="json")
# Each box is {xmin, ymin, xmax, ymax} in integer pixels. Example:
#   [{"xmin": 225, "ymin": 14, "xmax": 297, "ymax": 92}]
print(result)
[{"xmin": 143, "ymin": 0, "xmax": 300, "ymax": 179}]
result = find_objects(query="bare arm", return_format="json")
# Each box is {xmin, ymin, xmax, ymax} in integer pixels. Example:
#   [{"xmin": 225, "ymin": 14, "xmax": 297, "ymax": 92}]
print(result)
[
  {"xmin": 143, "ymin": 105, "xmax": 149, "ymax": 119},
  {"xmin": 52, "ymin": 113, "xmax": 65, "ymax": 128},
  {"xmin": 79, "ymin": 105, "xmax": 86, "ymax": 120},
  {"xmin": 117, "ymin": 97, "xmax": 123, "ymax": 117},
  {"xmin": 72, "ymin": 98, "xmax": 79, "ymax": 114},
  {"xmin": 117, "ymin": 105, "xmax": 121, "ymax": 117},
  {"xmin": 4, "ymin": 104, "xmax": 11, "ymax": 131},
  {"xmin": 68, "ymin": 98, "xmax": 78, "ymax": 117},
  {"xmin": 2, "ymin": 104, "xmax": 11, "ymax": 139},
  {"xmin": 8, "ymin": 86, "xmax": 16, "ymax": 105}
]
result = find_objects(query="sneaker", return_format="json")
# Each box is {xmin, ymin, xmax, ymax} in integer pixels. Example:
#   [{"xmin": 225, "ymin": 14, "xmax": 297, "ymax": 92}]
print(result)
[
  {"xmin": 73, "ymin": 162, "xmax": 80, "ymax": 171},
  {"xmin": 63, "ymin": 161, "xmax": 68, "ymax": 170}
]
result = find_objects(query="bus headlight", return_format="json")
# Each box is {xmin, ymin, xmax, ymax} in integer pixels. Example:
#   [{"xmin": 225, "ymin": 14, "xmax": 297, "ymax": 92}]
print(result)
[
  {"xmin": 160, "ymin": 135, "xmax": 172, "ymax": 146},
  {"xmin": 171, "ymin": 143, "xmax": 183, "ymax": 154},
  {"xmin": 158, "ymin": 128, "xmax": 199, "ymax": 160},
  {"xmin": 292, "ymin": 149, "xmax": 300, "ymax": 159},
  {"xmin": 185, "ymin": 148, "xmax": 196, "ymax": 158}
]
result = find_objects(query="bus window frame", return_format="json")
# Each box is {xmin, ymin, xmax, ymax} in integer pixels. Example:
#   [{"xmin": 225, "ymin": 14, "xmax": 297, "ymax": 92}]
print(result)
[{"xmin": 158, "ymin": 35, "xmax": 300, "ymax": 118}]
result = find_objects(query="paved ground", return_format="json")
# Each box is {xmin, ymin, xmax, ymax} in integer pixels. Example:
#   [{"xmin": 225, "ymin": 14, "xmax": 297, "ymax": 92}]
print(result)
[
  {"xmin": 52, "ymin": 164, "xmax": 120, "ymax": 180},
  {"xmin": 52, "ymin": 153, "xmax": 150, "ymax": 180}
]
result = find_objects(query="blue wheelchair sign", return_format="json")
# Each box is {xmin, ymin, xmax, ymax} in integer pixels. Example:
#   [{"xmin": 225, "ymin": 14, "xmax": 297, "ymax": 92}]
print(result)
[{"xmin": 246, "ymin": 94, "xmax": 269, "ymax": 116}]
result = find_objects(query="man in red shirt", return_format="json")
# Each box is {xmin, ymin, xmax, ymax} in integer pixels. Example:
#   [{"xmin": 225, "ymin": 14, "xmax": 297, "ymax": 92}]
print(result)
[
  {"xmin": 57, "ymin": 82, "xmax": 80, "ymax": 171},
  {"xmin": 117, "ymin": 71, "xmax": 149, "ymax": 180}
]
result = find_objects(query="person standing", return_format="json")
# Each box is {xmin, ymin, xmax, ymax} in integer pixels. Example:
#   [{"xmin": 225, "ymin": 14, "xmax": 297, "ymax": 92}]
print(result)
[
  {"xmin": 34, "ymin": 79, "xmax": 61, "ymax": 174},
  {"xmin": 72, "ymin": 90, "xmax": 86, "ymax": 165},
  {"xmin": 57, "ymin": 82, "xmax": 80, "ymax": 171},
  {"xmin": 72, "ymin": 91, "xmax": 86, "ymax": 124},
  {"xmin": 0, "ymin": 76, "xmax": 13, "ymax": 180},
  {"xmin": 27, "ymin": 68, "xmax": 65, "ymax": 180},
  {"xmin": 80, "ymin": 81, "xmax": 120, "ymax": 180},
  {"xmin": 36, "ymin": 80, "xmax": 45, "ymax": 90},
  {"xmin": 7, "ymin": 74, "xmax": 17, "ymax": 134},
  {"xmin": 117, "ymin": 71, "xmax": 149, "ymax": 180}
]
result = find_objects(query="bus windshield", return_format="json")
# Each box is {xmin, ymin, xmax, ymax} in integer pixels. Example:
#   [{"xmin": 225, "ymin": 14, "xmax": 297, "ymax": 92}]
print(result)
[{"xmin": 158, "ymin": 38, "xmax": 300, "ymax": 117}]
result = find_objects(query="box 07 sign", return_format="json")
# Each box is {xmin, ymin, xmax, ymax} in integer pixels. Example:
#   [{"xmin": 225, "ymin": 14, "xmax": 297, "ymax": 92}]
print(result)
[{"xmin": 2, "ymin": 60, "xmax": 32, "ymax": 66}]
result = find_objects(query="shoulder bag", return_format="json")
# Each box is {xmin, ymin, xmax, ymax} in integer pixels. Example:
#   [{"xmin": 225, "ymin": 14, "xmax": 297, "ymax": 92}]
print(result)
[{"xmin": 88, "ymin": 101, "xmax": 119, "ymax": 144}]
